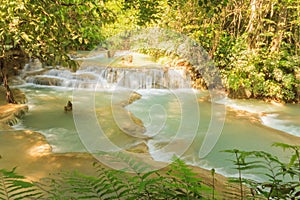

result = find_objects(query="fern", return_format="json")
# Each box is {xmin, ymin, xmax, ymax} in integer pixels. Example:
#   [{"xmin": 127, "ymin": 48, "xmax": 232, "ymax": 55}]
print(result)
[
  {"xmin": 272, "ymin": 142, "xmax": 300, "ymax": 181},
  {"xmin": 93, "ymin": 164, "xmax": 130, "ymax": 199},
  {"xmin": 222, "ymin": 149, "xmax": 251, "ymax": 199},
  {"xmin": 0, "ymin": 168, "xmax": 42, "ymax": 200},
  {"xmin": 36, "ymin": 152, "xmax": 209, "ymax": 200},
  {"xmin": 244, "ymin": 150, "xmax": 300, "ymax": 199},
  {"xmin": 224, "ymin": 146, "xmax": 300, "ymax": 199},
  {"xmin": 94, "ymin": 151, "xmax": 168, "ymax": 199},
  {"xmin": 37, "ymin": 152, "xmax": 166, "ymax": 200},
  {"xmin": 3, "ymin": 145, "xmax": 300, "ymax": 199},
  {"xmin": 1, "ymin": 151, "xmax": 211, "ymax": 200},
  {"xmin": 164, "ymin": 157, "xmax": 203, "ymax": 199},
  {"xmin": 37, "ymin": 170, "xmax": 129, "ymax": 200},
  {"xmin": 95, "ymin": 151, "xmax": 152, "ymax": 174},
  {"xmin": 111, "ymin": 153, "xmax": 205, "ymax": 199}
]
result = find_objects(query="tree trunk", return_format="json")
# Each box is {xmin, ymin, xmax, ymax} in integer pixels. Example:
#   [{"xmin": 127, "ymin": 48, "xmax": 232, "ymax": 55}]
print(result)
[
  {"xmin": 0, "ymin": 59, "xmax": 17, "ymax": 104},
  {"xmin": 270, "ymin": 5, "xmax": 287, "ymax": 53},
  {"xmin": 247, "ymin": 0, "xmax": 258, "ymax": 51}
]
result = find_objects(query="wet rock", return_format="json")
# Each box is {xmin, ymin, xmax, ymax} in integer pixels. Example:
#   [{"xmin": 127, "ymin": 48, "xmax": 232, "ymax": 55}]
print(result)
[
  {"xmin": 22, "ymin": 68, "xmax": 51, "ymax": 79},
  {"xmin": 192, "ymin": 78, "xmax": 208, "ymax": 90},
  {"xmin": 126, "ymin": 142, "xmax": 149, "ymax": 153},
  {"xmin": 64, "ymin": 101, "xmax": 72, "ymax": 112},
  {"xmin": 172, "ymin": 59, "xmax": 208, "ymax": 90},
  {"xmin": 0, "ymin": 104, "xmax": 28, "ymax": 127},
  {"xmin": 107, "ymin": 50, "xmax": 116, "ymax": 58},
  {"xmin": 128, "ymin": 91, "xmax": 142, "ymax": 104},
  {"xmin": 129, "ymin": 112, "xmax": 143, "ymax": 128},
  {"xmin": 25, "ymin": 76, "xmax": 63, "ymax": 86},
  {"xmin": 26, "ymin": 58, "xmax": 43, "ymax": 70},
  {"xmin": 174, "ymin": 59, "xmax": 188, "ymax": 67}
]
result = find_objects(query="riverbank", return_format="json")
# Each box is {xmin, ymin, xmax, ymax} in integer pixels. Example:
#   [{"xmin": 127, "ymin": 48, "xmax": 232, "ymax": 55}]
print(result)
[
  {"xmin": 0, "ymin": 128, "xmax": 241, "ymax": 198},
  {"xmin": 0, "ymin": 86, "xmax": 243, "ymax": 199},
  {"xmin": 0, "ymin": 87, "xmax": 97, "ymax": 180}
]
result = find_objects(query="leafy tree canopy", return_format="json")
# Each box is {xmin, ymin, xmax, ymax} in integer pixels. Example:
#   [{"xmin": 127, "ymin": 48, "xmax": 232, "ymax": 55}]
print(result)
[
  {"xmin": 1, "ymin": 0, "xmax": 300, "ymax": 103},
  {"xmin": 0, "ymin": 0, "xmax": 115, "ymax": 68}
]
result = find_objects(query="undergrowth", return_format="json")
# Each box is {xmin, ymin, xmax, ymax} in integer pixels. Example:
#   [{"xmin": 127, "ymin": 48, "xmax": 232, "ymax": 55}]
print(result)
[{"xmin": 1, "ymin": 142, "xmax": 299, "ymax": 199}]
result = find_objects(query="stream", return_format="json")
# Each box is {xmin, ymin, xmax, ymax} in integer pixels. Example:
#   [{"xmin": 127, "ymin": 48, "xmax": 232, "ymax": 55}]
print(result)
[{"xmin": 13, "ymin": 52, "xmax": 300, "ymax": 179}]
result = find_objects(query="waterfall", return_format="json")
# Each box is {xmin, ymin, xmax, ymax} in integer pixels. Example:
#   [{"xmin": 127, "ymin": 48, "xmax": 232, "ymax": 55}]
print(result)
[{"xmin": 24, "ymin": 66, "xmax": 192, "ymax": 90}]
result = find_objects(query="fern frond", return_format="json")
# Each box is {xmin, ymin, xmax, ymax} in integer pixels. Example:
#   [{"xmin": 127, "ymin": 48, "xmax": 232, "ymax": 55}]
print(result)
[
  {"xmin": 164, "ymin": 157, "xmax": 203, "ymax": 199},
  {"xmin": 94, "ymin": 163, "xmax": 132, "ymax": 199},
  {"xmin": 0, "ymin": 168, "xmax": 43, "ymax": 200},
  {"xmin": 95, "ymin": 151, "xmax": 152, "ymax": 174}
]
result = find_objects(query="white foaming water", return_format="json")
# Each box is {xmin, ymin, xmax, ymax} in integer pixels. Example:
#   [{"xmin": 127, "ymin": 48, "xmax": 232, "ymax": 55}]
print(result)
[
  {"xmin": 13, "ymin": 121, "xmax": 85, "ymax": 153},
  {"xmin": 72, "ymin": 53, "xmax": 106, "ymax": 61},
  {"xmin": 12, "ymin": 121, "xmax": 27, "ymax": 130},
  {"xmin": 147, "ymin": 140, "xmax": 178, "ymax": 163},
  {"xmin": 216, "ymin": 97, "xmax": 283, "ymax": 114},
  {"xmin": 25, "ymin": 66, "xmax": 191, "ymax": 90},
  {"xmin": 216, "ymin": 97, "xmax": 300, "ymax": 138},
  {"xmin": 148, "ymin": 138, "xmax": 265, "ymax": 181},
  {"xmin": 261, "ymin": 114, "xmax": 300, "ymax": 137},
  {"xmin": 41, "ymin": 127, "xmax": 86, "ymax": 153}
]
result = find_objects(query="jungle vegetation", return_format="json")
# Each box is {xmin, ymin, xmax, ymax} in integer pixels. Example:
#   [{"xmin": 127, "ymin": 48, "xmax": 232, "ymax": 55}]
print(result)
[{"xmin": 0, "ymin": 0, "xmax": 300, "ymax": 103}]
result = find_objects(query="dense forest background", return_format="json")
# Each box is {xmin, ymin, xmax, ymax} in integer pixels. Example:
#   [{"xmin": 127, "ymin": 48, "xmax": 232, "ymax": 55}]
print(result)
[{"xmin": 1, "ymin": 0, "xmax": 300, "ymax": 102}]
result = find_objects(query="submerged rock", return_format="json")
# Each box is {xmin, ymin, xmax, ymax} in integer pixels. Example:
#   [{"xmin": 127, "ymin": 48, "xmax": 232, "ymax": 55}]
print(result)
[{"xmin": 111, "ymin": 104, "xmax": 147, "ymax": 139}]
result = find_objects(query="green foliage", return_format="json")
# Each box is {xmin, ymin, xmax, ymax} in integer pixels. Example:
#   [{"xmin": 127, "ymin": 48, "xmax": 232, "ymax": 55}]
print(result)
[
  {"xmin": 105, "ymin": 0, "xmax": 299, "ymax": 102},
  {"xmin": 37, "ymin": 170, "xmax": 130, "ymax": 199},
  {"xmin": 224, "ymin": 143, "xmax": 300, "ymax": 199},
  {"xmin": 31, "ymin": 153, "xmax": 208, "ymax": 199},
  {"xmin": 122, "ymin": 0, "xmax": 161, "ymax": 26},
  {"xmin": 272, "ymin": 143, "xmax": 300, "ymax": 181},
  {"xmin": 164, "ymin": 158, "xmax": 203, "ymax": 199},
  {"xmin": 0, "ymin": 0, "xmax": 115, "ymax": 69},
  {"xmin": 139, "ymin": 0, "xmax": 300, "ymax": 102},
  {"xmin": 222, "ymin": 149, "xmax": 251, "ymax": 199},
  {"xmin": 2, "ymin": 145, "xmax": 299, "ymax": 199},
  {"xmin": 137, "ymin": 48, "xmax": 177, "ymax": 62},
  {"xmin": 1, "ymin": 0, "xmax": 299, "ymax": 102},
  {"xmin": 221, "ymin": 35, "xmax": 300, "ymax": 102},
  {"xmin": 0, "ymin": 167, "xmax": 42, "ymax": 200}
]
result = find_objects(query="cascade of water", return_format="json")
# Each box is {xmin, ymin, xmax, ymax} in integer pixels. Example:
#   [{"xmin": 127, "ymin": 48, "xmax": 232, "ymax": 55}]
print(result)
[{"xmin": 25, "ymin": 66, "xmax": 192, "ymax": 89}]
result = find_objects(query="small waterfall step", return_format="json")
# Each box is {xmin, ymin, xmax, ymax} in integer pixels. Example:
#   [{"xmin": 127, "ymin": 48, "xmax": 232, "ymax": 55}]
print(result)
[{"xmin": 25, "ymin": 66, "xmax": 192, "ymax": 89}]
